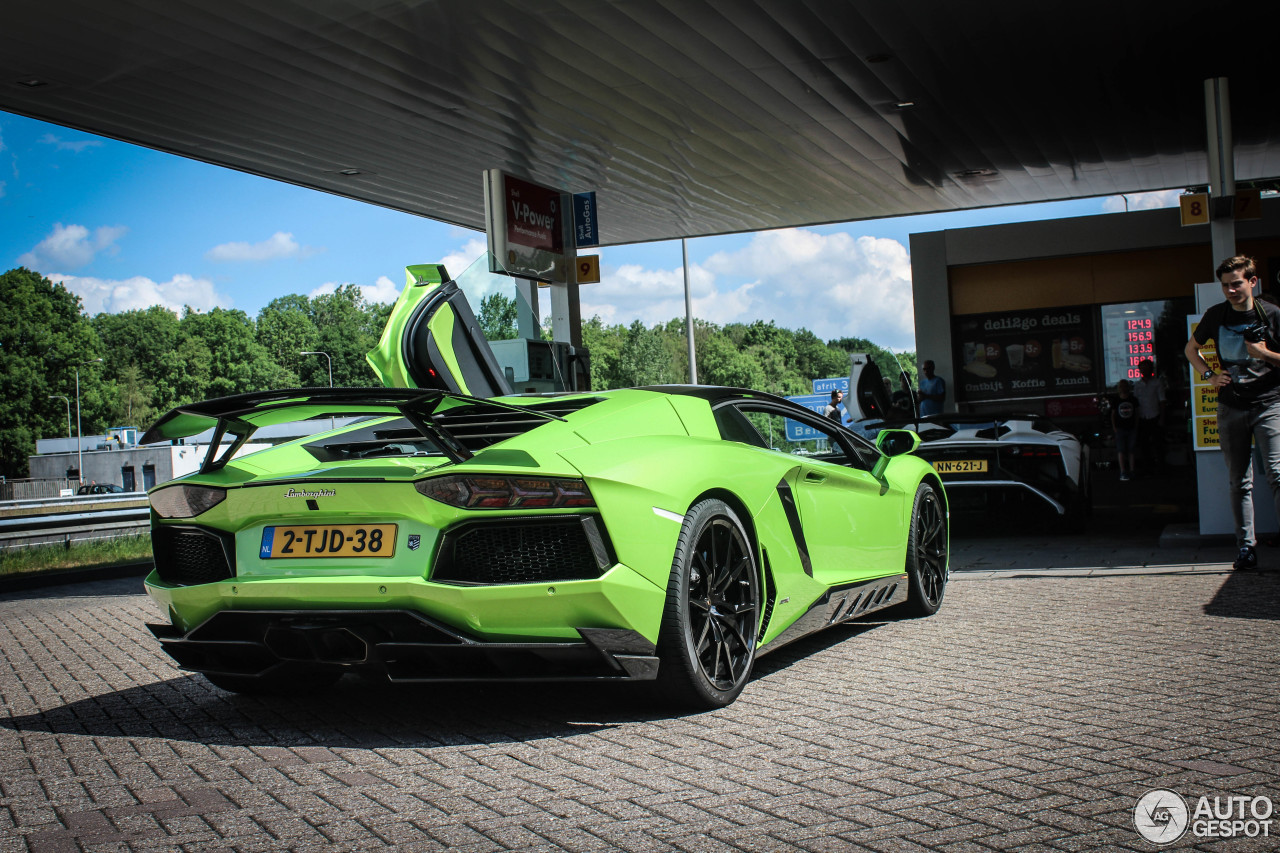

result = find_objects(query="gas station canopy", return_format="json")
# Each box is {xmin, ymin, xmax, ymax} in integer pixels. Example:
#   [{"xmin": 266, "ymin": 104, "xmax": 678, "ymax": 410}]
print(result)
[{"xmin": 2, "ymin": 0, "xmax": 1274, "ymax": 246}]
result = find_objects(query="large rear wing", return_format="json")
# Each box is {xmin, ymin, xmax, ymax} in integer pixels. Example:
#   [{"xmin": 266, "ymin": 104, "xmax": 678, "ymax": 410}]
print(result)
[{"xmin": 141, "ymin": 387, "xmax": 563, "ymax": 473}]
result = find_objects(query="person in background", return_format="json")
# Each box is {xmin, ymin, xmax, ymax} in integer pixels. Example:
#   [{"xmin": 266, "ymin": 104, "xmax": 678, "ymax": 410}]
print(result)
[
  {"xmin": 890, "ymin": 374, "xmax": 913, "ymax": 418},
  {"xmin": 1132, "ymin": 358, "xmax": 1166, "ymax": 473},
  {"xmin": 823, "ymin": 389, "xmax": 844, "ymax": 421},
  {"xmin": 917, "ymin": 360, "xmax": 946, "ymax": 417},
  {"xmin": 1111, "ymin": 379, "xmax": 1138, "ymax": 482},
  {"xmin": 1184, "ymin": 254, "xmax": 1280, "ymax": 571}
]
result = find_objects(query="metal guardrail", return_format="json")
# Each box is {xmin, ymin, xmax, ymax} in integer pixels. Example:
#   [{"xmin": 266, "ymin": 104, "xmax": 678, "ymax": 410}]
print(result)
[
  {"xmin": 0, "ymin": 498, "xmax": 150, "ymax": 551},
  {"xmin": 0, "ymin": 493, "xmax": 147, "ymax": 515}
]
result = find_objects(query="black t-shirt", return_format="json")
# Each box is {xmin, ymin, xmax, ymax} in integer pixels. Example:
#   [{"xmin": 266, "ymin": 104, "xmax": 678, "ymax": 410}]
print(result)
[
  {"xmin": 1112, "ymin": 395, "xmax": 1137, "ymax": 429},
  {"xmin": 1193, "ymin": 299, "xmax": 1280, "ymax": 408}
]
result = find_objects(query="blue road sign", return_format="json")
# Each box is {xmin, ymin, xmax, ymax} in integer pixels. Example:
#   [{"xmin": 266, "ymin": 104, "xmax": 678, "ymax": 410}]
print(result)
[
  {"xmin": 785, "ymin": 393, "xmax": 840, "ymax": 441},
  {"xmin": 813, "ymin": 376, "xmax": 849, "ymax": 395}
]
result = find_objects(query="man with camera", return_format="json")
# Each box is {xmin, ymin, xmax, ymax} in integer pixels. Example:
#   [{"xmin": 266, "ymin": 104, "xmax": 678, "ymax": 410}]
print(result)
[{"xmin": 1185, "ymin": 255, "xmax": 1280, "ymax": 570}]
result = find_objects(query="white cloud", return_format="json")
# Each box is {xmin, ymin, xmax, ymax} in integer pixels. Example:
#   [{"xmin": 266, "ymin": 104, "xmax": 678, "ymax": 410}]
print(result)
[
  {"xmin": 361, "ymin": 275, "xmax": 401, "ymax": 304},
  {"xmin": 580, "ymin": 262, "xmax": 728, "ymax": 326},
  {"xmin": 1101, "ymin": 190, "xmax": 1182, "ymax": 213},
  {"xmin": 309, "ymin": 275, "xmax": 401, "ymax": 305},
  {"xmin": 50, "ymin": 272, "xmax": 228, "ymax": 315},
  {"xmin": 18, "ymin": 223, "xmax": 127, "ymax": 270},
  {"xmin": 439, "ymin": 237, "xmax": 487, "ymax": 277},
  {"xmin": 38, "ymin": 132, "xmax": 103, "ymax": 154},
  {"xmin": 583, "ymin": 228, "xmax": 917, "ymax": 350},
  {"xmin": 206, "ymin": 231, "xmax": 315, "ymax": 262},
  {"xmin": 305, "ymin": 239, "xmax": 487, "ymax": 308}
]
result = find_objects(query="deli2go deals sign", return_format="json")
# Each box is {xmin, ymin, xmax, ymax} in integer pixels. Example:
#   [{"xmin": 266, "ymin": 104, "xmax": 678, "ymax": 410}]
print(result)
[{"xmin": 952, "ymin": 304, "xmax": 1097, "ymax": 402}]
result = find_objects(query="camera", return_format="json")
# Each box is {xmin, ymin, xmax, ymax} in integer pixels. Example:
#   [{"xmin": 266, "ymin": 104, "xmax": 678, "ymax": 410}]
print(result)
[{"xmin": 1243, "ymin": 323, "xmax": 1269, "ymax": 343}]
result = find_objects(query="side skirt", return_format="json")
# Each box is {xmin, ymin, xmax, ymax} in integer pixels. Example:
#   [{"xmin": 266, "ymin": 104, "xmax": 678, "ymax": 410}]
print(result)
[{"xmin": 756, "ymin": 572, "xmax": 908, "ymax": 657}]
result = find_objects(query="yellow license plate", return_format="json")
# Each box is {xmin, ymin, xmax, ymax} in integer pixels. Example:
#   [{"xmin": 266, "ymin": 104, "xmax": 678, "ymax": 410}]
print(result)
[
  {"xmin": 933, "ymin": 459, "xmax": 988, "ymax": 474},
  {"xmin": 260, "ymin": 524, "xmax": 397, "ymax": 558}
]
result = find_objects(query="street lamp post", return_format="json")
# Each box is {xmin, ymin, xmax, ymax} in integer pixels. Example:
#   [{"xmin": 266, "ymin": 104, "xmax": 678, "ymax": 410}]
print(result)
[
  {"xmin": 75, "ymin": 359, "xmax": 103, "ymax": 485},
  {"xmin": 48, "ymin": 395, "xmax": 71, "ymax": 438},
  {"xmin": 300, "ymin": 350, "xmax": 335, "ymax": 430}
]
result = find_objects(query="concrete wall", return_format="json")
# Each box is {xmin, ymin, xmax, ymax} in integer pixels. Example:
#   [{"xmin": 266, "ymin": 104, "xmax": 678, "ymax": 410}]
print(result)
[{"xmin": 29, "ymin": 443, "xmax": 269, "ymax": 491}]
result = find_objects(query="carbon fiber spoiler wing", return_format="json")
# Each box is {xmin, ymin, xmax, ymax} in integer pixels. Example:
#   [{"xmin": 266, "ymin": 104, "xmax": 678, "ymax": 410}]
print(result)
[{"xmin": 140, "ymin": 387, "xmax": 564, "ymax": 473}]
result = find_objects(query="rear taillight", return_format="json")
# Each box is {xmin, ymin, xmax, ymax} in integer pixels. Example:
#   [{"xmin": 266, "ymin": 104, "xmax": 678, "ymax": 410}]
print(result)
[
  {"xmin": 416, "ymin": 475, "xmax": 595, "ymax": 509},
  {"xmin": 1005, "ymin": 447, "xmax": 1061, "ymax": 459},
  {"xmin": 1001, "ymin": 445, "xmax": 1066, "ymax": 481},
  {"xmin": 150, "ymin": 484, "xmax": 227, "ymax": 518}
]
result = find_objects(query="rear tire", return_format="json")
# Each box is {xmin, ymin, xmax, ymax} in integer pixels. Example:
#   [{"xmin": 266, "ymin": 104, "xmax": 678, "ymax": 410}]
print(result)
[
  {"xmin": 901, "ymin": 483, "xmax": 948, "ymax": 617},
  {"xmin": 655, "ymin": 499, "xmax": 760, "ymax": 709}
]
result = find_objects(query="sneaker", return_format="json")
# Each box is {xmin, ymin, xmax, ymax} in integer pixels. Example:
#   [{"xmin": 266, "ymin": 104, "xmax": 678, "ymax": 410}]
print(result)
[
  {"xmin": 1119, "ymin": 473, "xmax": 1130, "ymax": 481},
  {"xmin": 1234, "ymin": 546, "xmax": 1258, "ymax": 570}
]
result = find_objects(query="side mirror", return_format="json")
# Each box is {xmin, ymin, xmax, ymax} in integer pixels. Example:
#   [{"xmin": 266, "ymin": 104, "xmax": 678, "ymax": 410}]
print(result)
[{"xmin": 876, "ymin": 428, "xmax": 921, "ymax": 457}]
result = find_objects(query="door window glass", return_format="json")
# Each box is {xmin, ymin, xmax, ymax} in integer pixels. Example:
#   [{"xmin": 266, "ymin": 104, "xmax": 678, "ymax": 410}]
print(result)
[{"xmin": 722, "ymin": 402, "xmax": 875, "ymax": 470}]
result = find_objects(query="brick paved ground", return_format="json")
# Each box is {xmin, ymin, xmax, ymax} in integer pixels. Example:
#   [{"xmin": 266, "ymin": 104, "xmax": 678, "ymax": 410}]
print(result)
[{"xmin": 1, "ymin": 569, "xmax": 1277, "ymax": 852}]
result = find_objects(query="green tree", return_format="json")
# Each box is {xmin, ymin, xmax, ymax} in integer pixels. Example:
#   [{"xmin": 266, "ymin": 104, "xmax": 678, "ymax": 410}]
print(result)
[
  {"xmin": 614, "ymin": 320, "xmax": 676, "ymax": 387},
  {"xmin": 580, "ymin": 316, "xmax": 624, "ymax": 389},
  {"xmin": 794, "ymin": 329, "xmax": 849, "ymax": 383},
  {"xmin": 0, "ymin": 268, "xmax": 107, "ymax": 478},
  {"xmin": 309, "ymin": 285, "xmax": 387, "ymax": 387},
  {"xmin": 111, "ymin": 363, "xmax": 156, "ymax": 427},
  {"xmin": 93, "ymin": 305, "xmax": 183, "ymax": 413},
  {"xmin": 697, "ymin": 334, "xmax": 766, "ymax": 389},
  {"xmin": 256, "ymin": 294, "xmax": 316, "ymax": 384},
  {"xmin": 3, "ymin": 261, "xmax": 919, "ymax": 477},
  {"xmin": 171, "ymin": 334, "xmax": 214, "ymax": 403},
  {"xmin": 478, "ymin": 292, "xmax": 519, "ymax": 341},
  {"xmin": 179, "ymin": 307, "xmax": 288, "ymax": 398}
]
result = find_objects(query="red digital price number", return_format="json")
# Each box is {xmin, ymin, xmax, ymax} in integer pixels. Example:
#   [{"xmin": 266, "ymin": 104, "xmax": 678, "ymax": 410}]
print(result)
[{"xmin": 1123, "ymin": 318, "xmax": 1154, "ymax": 378}]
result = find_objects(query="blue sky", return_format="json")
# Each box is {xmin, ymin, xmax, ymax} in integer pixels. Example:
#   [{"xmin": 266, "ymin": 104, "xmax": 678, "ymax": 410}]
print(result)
[{"xmin": 0, "ymin": 111, "xmax": 1180, "ymax": 352}]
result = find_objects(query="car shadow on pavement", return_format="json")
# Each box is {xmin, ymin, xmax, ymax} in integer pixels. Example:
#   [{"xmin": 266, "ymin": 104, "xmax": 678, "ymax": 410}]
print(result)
[
  {"xmin": 1202, "ymin": 569, "xmax": 1280, "ymax": 620},
  {"xmin": 0, "ymin": 571, "xmax": 152, "ymax": 600},
  {"xmin": 0, "ymin": 611, "xmax": 903, "ymax": 749},
  {"xmin": 751, "ymin": 620, "xmax": 886, "ymax": 678},
  {"xmin": 0, "ymin": 675, "xmax": 702, "ymax": 748}
]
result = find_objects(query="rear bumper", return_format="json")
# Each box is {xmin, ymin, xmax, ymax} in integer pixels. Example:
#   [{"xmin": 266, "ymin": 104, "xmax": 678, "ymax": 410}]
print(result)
[
  {"xmin": 939, "ymin": 479, "xmax": 1068, "ymax": 515},
  {"xmin": 144, "ymin": 558, "xmax": 664, "ymax": 640},
  {"xmin": 148, "ymin": 609, "xmax": 659, "ymax": 682}
]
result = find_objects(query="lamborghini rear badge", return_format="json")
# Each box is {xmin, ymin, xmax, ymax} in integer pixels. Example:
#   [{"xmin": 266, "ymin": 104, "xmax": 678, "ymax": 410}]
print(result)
[{"xmin": 408, "ymin": 535, "xmax": 421, "ymax": 551}]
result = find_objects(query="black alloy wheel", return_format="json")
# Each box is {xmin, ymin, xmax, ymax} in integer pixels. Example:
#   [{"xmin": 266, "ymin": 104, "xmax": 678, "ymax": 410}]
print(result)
[
  {"xmin": 656, "ymin": 499, "xmax": 760, "ymax": 709},
  {"xmin": 902, "ymin": 483, "xmax": 948, "ymax": 616}
]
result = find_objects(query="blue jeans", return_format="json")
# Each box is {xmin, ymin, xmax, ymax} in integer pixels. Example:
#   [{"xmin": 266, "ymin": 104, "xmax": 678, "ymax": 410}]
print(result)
[
  {"xmin": 1217, "ymin": 399, "xmax": 1280, "ymax": 547},
  {"xmin": 1114, "ymin": 426, "xmax": 1137, "ymax": 456}
]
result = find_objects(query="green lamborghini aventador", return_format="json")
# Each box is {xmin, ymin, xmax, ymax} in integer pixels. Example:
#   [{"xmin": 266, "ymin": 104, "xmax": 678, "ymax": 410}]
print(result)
[{"xmin": 141, "ymin": 259, "xmax": 949, "ymax": 709}]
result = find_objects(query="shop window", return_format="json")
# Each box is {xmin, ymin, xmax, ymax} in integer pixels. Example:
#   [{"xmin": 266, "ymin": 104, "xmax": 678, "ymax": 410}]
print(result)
[{"xmin": 1100, "ymin": 298, "xmax": 1194, "ymax": 389}]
